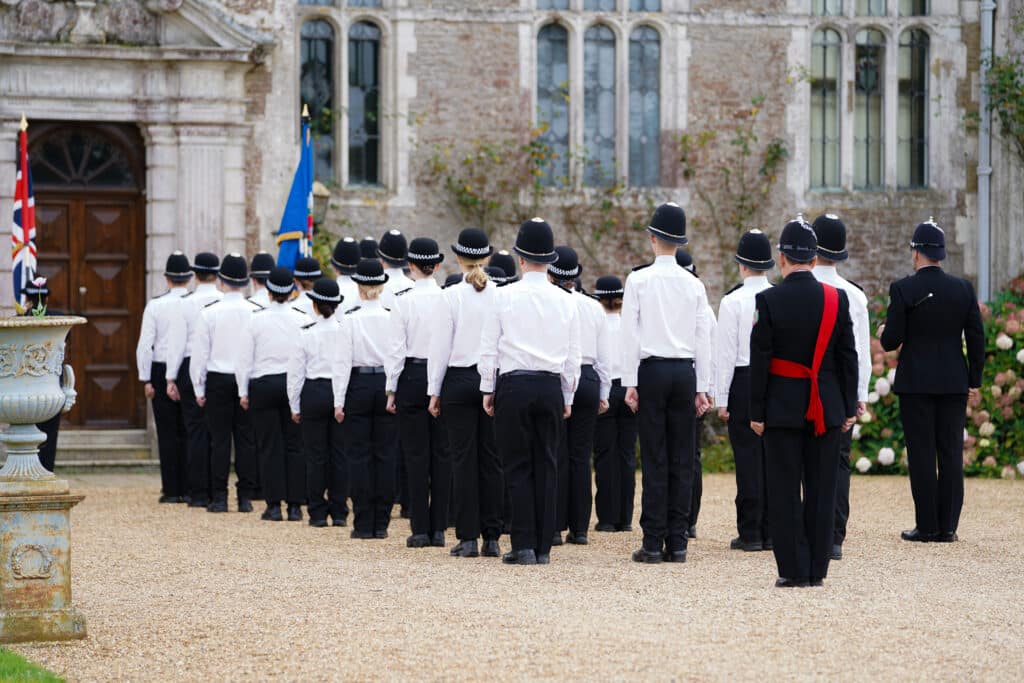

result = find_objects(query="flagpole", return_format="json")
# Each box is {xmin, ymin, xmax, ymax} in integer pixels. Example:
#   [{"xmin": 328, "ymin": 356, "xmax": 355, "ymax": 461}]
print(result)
[{"xmin": 302, "ymin": 104, "xmax": 313, "ymax": 259}]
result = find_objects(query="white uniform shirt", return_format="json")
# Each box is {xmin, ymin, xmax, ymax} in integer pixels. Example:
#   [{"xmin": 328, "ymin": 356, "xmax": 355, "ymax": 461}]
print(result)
[
  {"xmin": 189, "ymin": 292, "xmax": 262, "ymax": 399},
  {"xmin": 573, "ymin": 290, "xmax": 613, "ymax": 401},
  {"xmin": 136, "ymin": 287, "xmax": 188, "ymax": 382},
  {"xmin": 478, "ymin": 271, "xmax": 582, "ymax": 405},
  {"xmin": 814, "ymin": 265, "xmax": 871, "ymax": 402},
  {"xmin": 292, "ymin": 292, "xmax": 315, "ymax": 317},
  {"xmin": 165, "ymin": 283, "xmax": 222, "ymax": 381},
  {"xmin": 386, "ymin": 277, "xmax": 444, "ymax": 393},
  {"xmin": 620, "ymin": 254, "xmax": 714, "ymax": 391},
  {"xmin": 287, "ymin": 316, "xmax": 350, "ymax": 414},
  {"xmin": 237, "ymin": 302, "xmax": 309, "ymax": 398},
  {"xmin": 604, "ymin": 312, "xmax": 624, "ymax": 381},
  {"xmin": 713, "ymin": 275, "xmax": 772, "ymax": 407},
  {"xmin": 248, "ymin": 288, "xmax": 270, "ymax": 308},
  {"xmin": 333, "ymin": 299, "xmax": 398, "ymax": 407},
  {"xmin": 337, "ymin": 275, "xmax": 360, "ymax": 313},
  {"xmin": 381, "ymin": 267, "xmax": 415, "ymax": 310},
  {"xmin": 427, "ymin": 279, "xmax": 497, "ymax": 396}
]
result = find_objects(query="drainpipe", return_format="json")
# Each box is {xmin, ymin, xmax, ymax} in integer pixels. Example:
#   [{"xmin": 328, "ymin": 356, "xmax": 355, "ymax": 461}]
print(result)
[{"xmin": 978, "ymin": 0, "xmax": 996, "ymax": 302}]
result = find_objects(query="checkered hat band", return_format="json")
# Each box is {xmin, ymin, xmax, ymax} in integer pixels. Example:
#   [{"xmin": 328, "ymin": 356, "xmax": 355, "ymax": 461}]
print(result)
[
  {"xmin": 453, "ymin": 243, "xmax": 491, "ymax": 256},
  {"xmin": 266, "ymin": 281, "xmax": 294, "ymax": 294},
  {"xmin": 294, "ymin": 268, "xmax": 321, "ymax": 278},
  {"xmin": 407, "ymin": 251, "xmax": 441, "ymax": 262},
  {"xmin": 594, "ymin": 288, "xmax": 624, "ymax": 296},
  {"xmin": 549, "ymin": 264, "xmax": 580, "ymax": 278},
  {"xmin": 911, "ymin": 241, "xmax": 943, "ymax": 248},
  {"xmin": 353, "ymin": 273, "xmax": 386, "ymax": 283},
  {"xmin": 308, "ymin": 290, "xmax": 341, "ymax": 303}
]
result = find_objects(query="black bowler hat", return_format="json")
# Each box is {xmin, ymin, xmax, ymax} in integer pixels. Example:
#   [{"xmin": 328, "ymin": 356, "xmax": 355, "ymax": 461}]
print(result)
[
  {"xmin": 294, "ymin": 257, "xmax": 322, "ymax": 280},
  {"xmin": 332, "ymin": 237, "xmax": 361, "ymax": 274},
  {"xmin": 777, "ymin": 215, "xmax": 818, "ymax": 264},
  {"xmin": 593, "ymin": 275, "xmax": 624, "ymax": 300},
  {"xmin": 735, "ymin": 229, "xmax": 775, "ymax": 271},
  {"xmin": 444, "ymin": 273, "xmax": 464, "ymax": 288},
  {"xmin": 647, "ymin": 202, "xmax": 688, "ymax": 245},
  {"xmin": 250, "ymin": 251, "xmax": 275, "ymax": 280},
  {"xmin": 485, "ymin": 266, "xmax": 506, "ymax": 283},
  {"xmin": 164, "ymin": 251, "xmax": 193, "ymax": 282},
  {"xmin": 489, "ymin": 250, "xmax": 518, "ymax": 282},
  {"xmin": 378, "ymin": 229, "xmax": 408, "ymax": 265},
  {"xmin": 219, "ymin": 253, "xmax": 249, "ymax": 285},
  {"xmin": 306, "ymin": 277, "xmax": 342, "ymax": 304},
  {"xmin": 812, "ymin": 214, "xmax": 848, "ymax": 261},
  {"xmin": 359, "ymin": 236, "xmax": 379, "ymax": 259},
  {"xmin": 514, "ymin": 218, "xmax": 558, "ymax": 264},
  {"xmin": 407, "ymin": 237, "xmax": 445, "ymax": 266},
  {"xmin": 910, "ymin": 217, "xmax": 946, "ymax": 261},
  {"xmin": 675, "ymin": 248, "xmax": 697, "ymax": 275},
  {"xmin": 22, "ymin": 276, "xmax": 49, "ymax": 298},
  {"xmin": 193, "ymin": 252, "xmax": 220, "ymax": 274},
  {"xmin": 452, "ymin": 228, "xmax": 493, "ymax": 259},
  {"xmin": 266, "ymin": 267, "xmax": 296, "ymax": 296},
  {"xmin": 352, "ymin": 258, "xmax": 389, "ymax": 285},
  {"xmin": 549, "ymin": 246, "xmax": 581, "ymax": 281}
]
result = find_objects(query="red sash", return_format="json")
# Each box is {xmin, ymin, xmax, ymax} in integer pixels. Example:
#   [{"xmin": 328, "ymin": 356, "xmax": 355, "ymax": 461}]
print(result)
[{"xmin": 768, "ymin": 283, "xmax": 839, "ymax": 436}]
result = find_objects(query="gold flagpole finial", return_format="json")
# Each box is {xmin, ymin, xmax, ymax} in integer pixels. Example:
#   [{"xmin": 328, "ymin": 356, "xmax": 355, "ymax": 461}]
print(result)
[
  {"xmin": 19, "ymin": 114, "xmax": 28, "ymax": 132},
  {"xmin": 302, "ymin": 104, "xmax": 310, "ymax": 119}
]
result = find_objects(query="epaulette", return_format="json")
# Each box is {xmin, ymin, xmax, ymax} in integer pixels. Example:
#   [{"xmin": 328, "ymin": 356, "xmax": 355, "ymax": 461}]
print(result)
[
  {"xmin": 204, "ymin": 300, "xmax": 220, "ymax": 308},
  {"xmin": 182, "ymin": 291, "xmax": 194, "ymax": 298},
  {"xmin": 632, "ymin": 262, "xmax": 652, "ymax": 272},
  {"xmin": 292, "ymin": 307, "xmax": 307, "ymax": 314},
  {"xmin": 302, "ymin": 322, "xmax": 316, "ymax": 330},
  {"xmin": 724, "ymin": 282, "xmax": 743, "ymax": 296},
  {"xmin": 383, "ymin": 307, "xmax": 391, "ymax": 312},
  {"xmin": 345, "ymin": 306, "xmax": 362, "ymax": 314},
  {"xmin": 395, "ymin": 287, "xmax": 413, "ymax": 297},
  {"xmin": 248, "ymin": 301, "xmax": 265, "ymax": 310},
  {"xmin": 846, "ymin": 279, "xmax": 864, "ymax": 293},
  {"xmin": 153, "ymin": 291, "xmax": 169, "ymax": 300},
  {"xmin": 253, "ymin": 307, "xmax": 267, "ymax": 313}
]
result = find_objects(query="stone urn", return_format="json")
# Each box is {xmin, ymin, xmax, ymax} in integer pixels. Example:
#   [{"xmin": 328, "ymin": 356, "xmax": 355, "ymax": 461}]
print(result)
[{"xmin": 0, "ymin": 315, "xmax": 87, "ymax": 643}]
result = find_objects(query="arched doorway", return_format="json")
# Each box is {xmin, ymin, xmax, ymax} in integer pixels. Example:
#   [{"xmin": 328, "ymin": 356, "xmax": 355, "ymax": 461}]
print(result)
[{"xmin": 30, "ymin": 122, "xmax": 147, "ymax": 429}]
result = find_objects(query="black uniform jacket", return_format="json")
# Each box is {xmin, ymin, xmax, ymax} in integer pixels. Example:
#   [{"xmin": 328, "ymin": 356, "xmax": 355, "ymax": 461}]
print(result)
[
  {"xmin": 880, "ymin": 265, "xmax": 985, "ymax": 395},
  {"xmin": 750, "ymin": 270, "xmax": 859, "ymax": 430}
]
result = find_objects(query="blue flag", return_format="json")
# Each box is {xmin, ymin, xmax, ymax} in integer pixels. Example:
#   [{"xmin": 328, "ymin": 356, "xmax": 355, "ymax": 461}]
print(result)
[{"xmin": 276, "ymin": 120, "xmax": 314, "ymax": 270}]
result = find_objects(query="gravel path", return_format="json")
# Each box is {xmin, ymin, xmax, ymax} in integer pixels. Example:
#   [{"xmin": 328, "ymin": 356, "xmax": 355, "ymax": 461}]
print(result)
[{"xmin": 12, "ymin": 473, "xmax": 1024, "ymax": 681}]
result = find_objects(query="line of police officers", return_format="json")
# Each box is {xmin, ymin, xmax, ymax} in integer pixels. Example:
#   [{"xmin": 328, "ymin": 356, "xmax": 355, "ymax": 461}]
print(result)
[{"xmin": 135, "ymin": 203, "xmax": 984, "ymax": 585}]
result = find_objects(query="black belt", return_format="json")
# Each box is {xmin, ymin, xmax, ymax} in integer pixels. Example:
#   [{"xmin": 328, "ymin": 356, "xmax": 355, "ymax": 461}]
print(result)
[
  {"xmin": 500, "ymin": 370, "xmax": 558, "ymax": 379},
  {"xmin": 581, "ymin": 364, "xmax": 594, "ymax": 371},
  {"xmin": 733, "ymin": 366, "xmax": 751, "ymax": 376},
  {"xmin": 449, "ymin": 365, "xmax": 478, "ymax": 372},
  {"xmin": 405, "ymin": 357, "xmax": 427, "ymax": 365},
  {"xmin": 641, "ymin": 356, "xmax": 694, "ymax": 365},
  {"xmin": 612, "ymin": 378, "xmax": 623, "ymax": 387},
  {"xmin": 352, "ymin": 366, "xmax": 385, "ymax": 375}
]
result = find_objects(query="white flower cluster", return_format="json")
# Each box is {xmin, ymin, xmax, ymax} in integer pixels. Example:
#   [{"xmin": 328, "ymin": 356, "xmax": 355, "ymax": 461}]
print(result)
[
  {"xmin": 852, "ymin": 424, "xmax": 862, "ymax": 441},
  {"xmin": 963, "ymin": 428, "xmax": 969, "ymax": 443},
  {"xmin": 877, "ymin": 447, "xmax": 896, "ymax": 466},
  {"xmin": 875, "ymin": 378, "xmax": 891, "ymax": 397},
  {"xmin": 855, "ymin": 457, "xmax": 872, "ymax": 473},
  {"xmin": 1018, "ymin": 461, "xmax": 1024, "ymax": 476},
  {"xmin": 867, "ymin": 392, "xmax": 880, "ymax": 404},
  {"xmin": 997, "ymin": 334, "xmax": 1014, "ymax": 351},
  {"xmin": 979, "ymin": 421, "xmax": 996, "ymax": 437},
  {"xmin": 1017, "ymin": 348, "xmax": 1024, "ymax": 365}
]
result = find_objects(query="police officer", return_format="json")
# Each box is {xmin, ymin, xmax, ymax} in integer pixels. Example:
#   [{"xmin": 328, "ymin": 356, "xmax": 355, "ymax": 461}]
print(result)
[
  {"xmin": 428, "ymin": 228, "xmax": 503, "ymax": 558},
  {"xmin": 549, "ymin": 246, "xmax": 610, "ymax": 546},
  {"xmin": 811, "ymin": 213, "xmax": 871, "ymax": 561},
  {"xmin": 136, "ymin": 251, "xmax": 193, "ymax": 503},
  {"xmin": 378, "ymin": 229, "xmax": 415, "ymax": 310},
  {"xmin": 249, "ymin": 251, "xmax": 275, "ymax": 307},
  {"xmin": 360, "ymin": 236, "xmax": 379, "ymax": 260},
  {"xmin": 489, "ymin": 249, "xmax": 519, "ymax": 285},
  {"xmin": 592, "ymin": 275, "xmax": 638, "ymax": 533},
  {"xmin": 622, "ymin": 203, "xmax": 713, "ymax": 564},
  {"xmin": 749, "ymin": 217, "xmax": 859, "ymax": 587},
  {"xmin": 714, "ymin": 230, "xmax": 774, "ymax": 551},
  {"xmin": 880, "ymin": 219, "xmax": 985, "ymax": 543},
  {"xmin": 386, "ymin": 237, "xmax": 450, "ymax": 548},
  {"xmin": 238, "ymin": 266, "xmax": 310, "ymax": 522},
  {"xmin": 479, "ymin": 218, "xmax": 581, "ymax": 566},
  {"xmin": 331, "ymin": 237, "xmax": 362, "ymax": 311},
  {"xmin": 166, "ymin": 252, "xmax": 223, "ymax": 507},
  {"xmin": 190, "ymin": 253, "xmax": 263, "ymax": 513},
  {"xmin": 292, "ymin": 256, "xmax": 322, "ymax": 316},
  {"xmin": 20, "ymin": 278, "xmax": 65, "ymax": 472}
]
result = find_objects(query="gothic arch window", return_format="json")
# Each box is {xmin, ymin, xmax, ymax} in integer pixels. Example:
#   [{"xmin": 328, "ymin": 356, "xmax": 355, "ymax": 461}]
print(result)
[
  {"xmin": 898, "ymin": 28, "xmax": 929, "ymax": 188},
  {"xmin": 537, "ymin": 22, "xmax": 571, "ymax": 187},
  {"xmin": 30, "ymin": 126, "xmax": 141, "ymax": 190},
  {"xmin": 583, "ymin": 24, "xmax": 617, "ymax": 186},
  {"xmin": 629, "ymin": 25, "xmax": 661, "ymax": 187},
  {"xmin": 349, "ymin": 21, "xmax": 382, "ymax": 186},
  {"xmin": 300, "ymin": 19, "xmax": 336, "ymax": 184},
  {"xmin": 854, "ymin": 28, "xmax": 886, "ymax": 189}
]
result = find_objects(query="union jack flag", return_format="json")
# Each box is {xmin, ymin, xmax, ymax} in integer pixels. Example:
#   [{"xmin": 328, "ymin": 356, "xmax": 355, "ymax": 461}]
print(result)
[{"xmin": 11, "ymin": 116, "xmax": 36, "ymax": 310}]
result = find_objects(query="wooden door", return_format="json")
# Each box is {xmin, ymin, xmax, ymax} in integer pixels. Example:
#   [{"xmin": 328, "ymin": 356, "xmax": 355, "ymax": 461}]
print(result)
[{"xmin": 30, "ymin": 123, "xmax": 146, "ymax": 429}]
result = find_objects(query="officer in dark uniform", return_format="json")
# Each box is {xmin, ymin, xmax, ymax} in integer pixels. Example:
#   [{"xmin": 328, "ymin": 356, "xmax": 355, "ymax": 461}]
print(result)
[
  {"xmin": 20, "ymin": 278, "xmax": 65, "ymax": 472},
  {"xmin": 749, "ymin": 217, "xmax": 859, "ymax": 587},
  {"xmin": 880, "ymin": 219, "xmax": 985, "ymax": 543}
]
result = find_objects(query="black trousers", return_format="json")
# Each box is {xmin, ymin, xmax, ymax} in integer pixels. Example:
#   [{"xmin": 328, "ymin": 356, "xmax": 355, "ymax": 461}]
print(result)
[
  {"xmin": 833, "ymin": 429, "xmax": 853, "ymax": 546},
  {"xmin": 764, "ymin": 425, "xmax": 840, "ymax": 581},
  {"xmin": 150, "ymin": 362, "xmax": 188, "ymax": 498},
  {"xmin": 345, "ymin": 372, "xmax": 398, "ymax": 534},
  {"xmin": 727, "ymin": 368, "xmax": 770, "ymax": 543},
  {"xmin": 204, "ymin": 371, "xmax": 260, "ymax": 499},
  {"xmin": 689, "ymin": 414, "xmax": 705, "ymax": 529},
  {"xmin": 397, "ymin": 363, "xmax": 451, "ymax": 536},
  {"xmin": 251, "ymin": 374, "xmax": 306, "ymax": 506},
  {"xmin": 178, "ymin": 359, "xmax": 213, "ymax": 501},
  {"xmin": 442, "ymin": 366, "xmax": 502, "ymax": 541},
  {"xmin": 593, "ymin": 381, "xmax": 637, "ymax": 529},
  {"xmin": 899, "ymin": 393, "xmax": 967, "ymax": 536},
  {"xmin": 637, "ymin": 359, "xmax": 695, "ymax": 553},
  {"xmin": 300, "ymin": 378, "xmax": 346, "ymax": 522},
  {"xmin": 494, "ymin": 373, "xmax": 562, "ymax": 556},
  {"xmin": 558, "ymin": 365, "xmax": 600, "ymax": 534},
  {"xmin": 36, "ymin": 413, "xmax": 61, "ymax": 473}
]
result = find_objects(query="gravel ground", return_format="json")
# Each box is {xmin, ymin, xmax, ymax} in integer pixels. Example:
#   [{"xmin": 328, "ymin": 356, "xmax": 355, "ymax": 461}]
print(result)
[{"xmin": 11, "ymin": 473, "xmax": 1024, "ymax": 681}]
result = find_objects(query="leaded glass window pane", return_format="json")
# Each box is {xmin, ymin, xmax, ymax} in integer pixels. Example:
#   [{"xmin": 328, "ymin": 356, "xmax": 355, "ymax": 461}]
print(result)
[
  {"xmin": 348, "ymin": 0, "xmax": 381, "ymax": 6},
  {"xmin": 537, "ymin": 23, "xmax": 570, "ymax": 186},
  {"xmin": 899, "ymin": 0, "xmax": 928, "ymax": 15},
  {"xmin": 855, "ymin": 29, "xmax": 885, "ymax": 189},
  {"xmin": 812, "ymin": 0, "xmax": 841, "ymax": 15},
  {"xmin": 898, "ymin": 29, "xmax": 929, "ymax": 188},
  {"xmin": 585, "ymin": 0, "xmax": 616, "ymax": 10},
  {"xmin": 584, "ymin": 24, "xmax": 617, "ymax": 186},
  {"xmin": 301, "ymin": 20, "xmax": 335, "ymax": 183},
  {"xmin": 810, "ymin": 29, "xmax": 841, "ymax": 189},
  {"xmin": 538, "ymin": 0, "xmax": 570, "ymax": 9},
  {"xmin": 299, "ymin": 0, "xmax": 333, "ymax": 6},
  {"xmin": 629, "ymin": 26, "xmax": 660, "ymax": 187},
  {"xmin": 856, "ymin": 0, "xmax": 886, "ymax": 15},
  {"xmin": 630, "ymin": 0, "xmax": 661, "ymax": 10},
  {"xmin": 349, "ymin": 21, "xmax": 381, "ymax": 186}
]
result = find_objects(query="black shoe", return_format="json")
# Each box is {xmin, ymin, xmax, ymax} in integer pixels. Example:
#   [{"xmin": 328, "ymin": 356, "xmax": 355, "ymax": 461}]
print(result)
[
  {"xmin": 309, "ymin": 518, "xmax": 328, "ymax": 528},
  {"xmin": 831, "ymin": 544, "xmax": 843, "ymax": 561},
  {"xmin": 400, "ymin": 506, "xmax": 410, "ymax": 519},
  {"xmin": 261, "ymin": 504, "xmax": 283, "ymax": 522},
  {"xmin": 158, "ymin": 495, "xmax": 178, "ymax": 504},
  {"xmin": 595, "ymin": 523, "xmax": 617, "ymax": 532},
  {"xmin": 730, "ymin": 537, "xmax": 763, "ymax": 552},
  {"xmin": 662, "ymin": 549, "xmax": 687, "ymax": 563},
  {"xmin": 687, "ymin": 525, "xmax": 697, "ymax": 539},
  {"xmin": 536, "ymin": 553, "xmax": 550, "ymax": 565},
  {"xmin": 775, "ymin": 577, "xmax": 809, "ymax": 588},
  {"xmin": 407, "ymin": 534, "xmax": 430, "ymax": 548},
  {"xmin": 762, "ymin": 538, "xmax": 774, "ymax": 551},
  {"xmin": 502, "ymin": 549, "xmax": 538, "ymax": 565},
  {"xmin": 616, "ymin": 524, "xmax": 633, "ymax": 532},
  {"xmin": 374, "ymin": 530, "xmax": 388, "ymax": 539},
  {"xmin": 207, "ymin": 495, "xmax": 228, "ymax": 513},
  {"xmin": 287, "ymin": 505, "xmax": 303, "ymax": 522},
  {"xmin": 237, "ymin": 498, "xmax": 253, "ymax": 513},
  {"xmin": 351, "ymin": 529, "xmax": 374, "ymax": 539},
  {"xmin": 430, "ymin": 531, "xmax": 445, "ymax": 547},
  {"xmin": 565, "ymin": 531, "xmax": 588, "ymax": 545},
  {"xmin": 551, "ymin": 532, "xmax": 563, "ymax": 547},
  {"xmin": 935, "ymin": 531, "xmax": 958, "ymax": 543},
  {"xmin": 631, "ymin": 548, "xmax": 663, "ymax": 564},
  {"xmin": 481, "ymin": 539, "xmax": 501, "ymax": 557},
  {"xmin": 331, "ymin": 516, "xmax": 347, "ymax": 527},
  {"xmin": 809, "ymin": 578, "xmax": 824, "ymax": 587},
  {"xmin": 188, "ymin": 496, "xmax": 209, "ymax": 509},
  {"xmin": 450, "ymin": 540, "xmax": 479, "ymax": 558},
  {"xmin": 901, "ymin": 528, "xmax": 936, "ymax": 542}
]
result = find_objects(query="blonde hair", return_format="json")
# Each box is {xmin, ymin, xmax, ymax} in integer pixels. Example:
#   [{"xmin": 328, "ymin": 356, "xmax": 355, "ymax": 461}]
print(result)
[
  {"xmin": 457, "ymin": 255, "xmax": 489, "ymax": 293},
  {"xmin": 358, "ymin": 284, "xmax": 384, "ymax": 301}
]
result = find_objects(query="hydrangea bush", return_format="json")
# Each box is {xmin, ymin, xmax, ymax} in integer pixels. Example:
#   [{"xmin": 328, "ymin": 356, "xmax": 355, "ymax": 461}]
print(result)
[{"xmin": 852, "ymin": 276, "xmax": 1024, "ymax": 479}]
